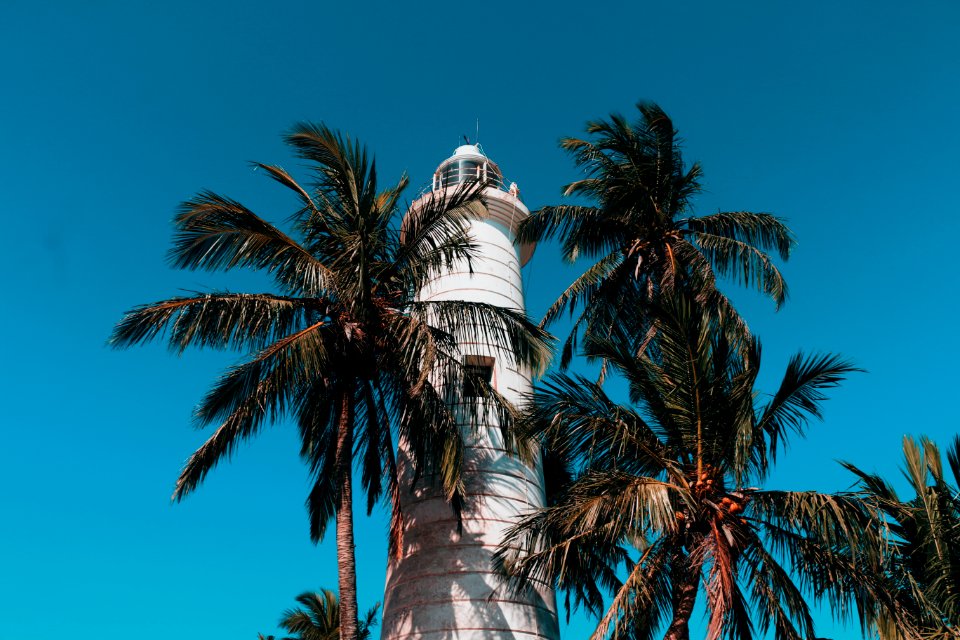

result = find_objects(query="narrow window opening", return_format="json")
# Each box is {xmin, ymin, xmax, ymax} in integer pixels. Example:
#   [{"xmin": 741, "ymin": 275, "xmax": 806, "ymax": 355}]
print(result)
[{"xmin": 463, "ymin": 356, "xmax": 495, "ymax": 397}]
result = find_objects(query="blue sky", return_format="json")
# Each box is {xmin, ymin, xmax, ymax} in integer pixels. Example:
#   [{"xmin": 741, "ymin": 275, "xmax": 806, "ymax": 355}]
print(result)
[{"xmin": 1, "ymin": 1, "xmax": 958, "ymax": 638}]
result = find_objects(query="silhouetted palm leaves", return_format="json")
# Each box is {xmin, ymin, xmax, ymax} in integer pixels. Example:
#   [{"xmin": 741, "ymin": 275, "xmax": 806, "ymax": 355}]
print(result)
[
  {"xmin": 259, "ymin": 589, "xmax": 379, "ymax": 640},
  {"xmin": 517, "ymin": 103, "xmax": 795, "ymax": 367},
  {"xmin": 495, "ymin": 295, "xmax": 871, "ymax": 640},
  {"xmin": 111, "ymin": 105, "xmax": 956, "ymax": 640}
]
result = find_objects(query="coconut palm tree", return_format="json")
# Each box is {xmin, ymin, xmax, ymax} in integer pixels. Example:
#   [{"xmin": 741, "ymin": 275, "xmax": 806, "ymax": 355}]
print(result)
[
  {"xmin": 259, "ymin": 589, "xmax": 379, "ymax": 640},
  {"xmin": 495, "ymin": 294, "xmax": 879, "ymax": 640},
  {"xmin": 844, "ymin": 436, "xmax": 960, "ymax": 639},
  {"xmin": 110, "ymin": 124, "xmax": 552, "ymax": 640},
  {"xmin": 517, "ymin": 102, "xmax": 795, "ymax": 367}
]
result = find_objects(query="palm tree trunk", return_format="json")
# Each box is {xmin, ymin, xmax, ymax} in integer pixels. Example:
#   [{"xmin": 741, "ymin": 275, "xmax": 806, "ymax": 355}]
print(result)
[
  {"xmin": 336, "ymin": 391, "xmax": 359, "ymax": 640},
  {"xmin": 663, "ymin": 550, "xmax": 701, "ymax": 640}
]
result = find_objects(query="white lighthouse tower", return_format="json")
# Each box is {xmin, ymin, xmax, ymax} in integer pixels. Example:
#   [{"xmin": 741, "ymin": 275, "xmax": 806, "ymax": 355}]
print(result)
[{"xmin": 380, "ymin": 145, "xmax": 560, "ymax": 640}]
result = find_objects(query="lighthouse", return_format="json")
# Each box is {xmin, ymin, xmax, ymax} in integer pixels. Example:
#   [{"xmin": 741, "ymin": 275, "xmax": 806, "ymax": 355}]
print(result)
[{"xmin": 380, "ymin": 145, "xmax": 560, "ymax": 640}]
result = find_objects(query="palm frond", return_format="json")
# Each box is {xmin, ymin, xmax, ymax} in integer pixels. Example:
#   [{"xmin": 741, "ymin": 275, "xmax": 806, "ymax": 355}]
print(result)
[
  {"xmin": 393, "ymin": 180, "xmax": 485, "ymax": 286},
  {"xmin": 170, "ymin": 191, "xmax": 333, "ymax": 296},
  {"xmin": 688, "ymin": 231, "xmax": 790, "ymax": 308},
  {"xmin": 285, "ymin": 123, "xmax": 368, "ymax": 226},
  {"xmin": 684, "ymin": 211, "xmax": 795, "ymax": 261},
  {"xmin": 494, "ymin": 508, "xmax": 630, "ymax": 620},
  {"xmin": 751, "ymin": 490, "xmax": 879, "ymax": 551},
  {"xmin": 358, "ymin": 603, "xmax": 380, "ymax": 640},
  {"xmin": 253, "ymin": 162, "xmax": 324, "ymax": 227},
  {"xmin": 539, "ymin": 251, "xmax": 625, "ymax": 329},
  {"xmin": 517, "ymin": 205, "xmax": 622, "ymax": 262},
  {"xmin": 590, "ymin": 540, "xmax": 672, "ymax": 640},
  {"xmin": 755, "ymin": 353, "xmax": 861, "ymax": 470},
  {"xmin": 287, "ymin": 370, "xmax": 340, "ymax": 543},
  {"xmin": 521, "ymin": 372, "xmax": 675, "ymax": 481},
  {"xmin": 172, "ymin": 321, "xmax": 334, "ymax": 501},
  {"xmin": 280, "ymin": 589, "xmax": 340, "ymax": 639},
  {"xmin": 109, "ymin": 292, "xmax": 314, "ymax": 353},
  {"xmin": 740, "ymin": 532, "xmax": 816, "ymax": 640},
  {"xmin": 408, "ymin": 299, "xmax": 554, "ymax": 375},
  {"xmin": 531, "ymin": 102, "xmax": 796, "ymax": 371},
  {"xmin": 497, "ymin": 285, "xmax": 860, "ymax": 640},
  {"xmin": 947, "ymin": 435, "xmax": 960, "ymax": 489}
]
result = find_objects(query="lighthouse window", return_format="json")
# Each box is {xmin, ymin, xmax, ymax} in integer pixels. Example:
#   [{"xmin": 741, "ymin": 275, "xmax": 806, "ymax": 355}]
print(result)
[
  {"xmin": 463, "ymin": 356, "xmax": 494, "ymax": 397},
  {"xmin": 439, "ymin": 159, "xmax": 480, "ymax": 187},
  {"xmin": 460, "ymin": 160, "xmax": 480, "ymax": 180},
  {"xmin": 435, "ymin": 157, "xmax": 506, "ymax": 191}
]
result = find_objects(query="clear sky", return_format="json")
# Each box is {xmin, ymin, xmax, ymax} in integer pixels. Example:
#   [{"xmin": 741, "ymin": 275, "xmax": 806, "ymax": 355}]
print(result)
[{"xmin": 1, "ymin": 1, "xmax": 958, "ymax": 638}]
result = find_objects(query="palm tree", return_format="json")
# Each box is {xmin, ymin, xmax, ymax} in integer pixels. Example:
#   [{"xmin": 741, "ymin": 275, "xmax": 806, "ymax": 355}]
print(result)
[
  {"xmin": 495, "ymin": 294, "xmax": 876, "ymax": 640},
  {"xmin": 259, "ymin": 589, "xmax": 379, "ymax": 640},
  {"xmin": 844, "ymin": 436, "xmax": 960, "ymax": 639},
  {"xmin": 110, "ymin": 125, "xmax": 552, "ymax": 640},
  {"xmin": 517, "ymin": 102, "xmax": 795, "ymax": 367}
]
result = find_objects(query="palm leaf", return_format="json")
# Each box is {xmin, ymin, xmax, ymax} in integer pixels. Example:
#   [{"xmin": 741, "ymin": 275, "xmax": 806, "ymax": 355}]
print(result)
[
  {"xmin": 170, "ymin": 191, "xmax": 334, "ymax": 296},
  {"xmin": 688, "ymin": 231, "xmax": 790, "ymax": 308},
  {"xmin": 408, "ymin": 299, "xmax": 554, "ymax": 375},
  {"xmin": 684, "ymin": 211, "xmax": 795, "ymax": 260},
  {"xmin": 755, "ymin": 353, "xmax": 861, "ymax": 470},
  {"xmin": 109, "ymin": 292, "xmax": 315, "ymax": 353},
  {"xmin": 173, "ymin": 320, "xmax": 334, "ymax": 500}
]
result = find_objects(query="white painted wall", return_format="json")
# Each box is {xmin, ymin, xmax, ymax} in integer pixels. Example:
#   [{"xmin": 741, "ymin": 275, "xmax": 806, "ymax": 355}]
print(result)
[{"xmin": 381, "ymin": 162, "xmax": 559, "ymax": 640}]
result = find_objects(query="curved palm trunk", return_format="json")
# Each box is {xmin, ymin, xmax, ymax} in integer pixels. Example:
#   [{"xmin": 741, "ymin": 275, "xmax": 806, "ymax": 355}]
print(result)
[
  {"xmin": 336, "ymin": 391, "xmax": 359, "ymax": 640},
  {"xmin": 663, "ymin": 550, "xmax": 701, "ymax": 640}
]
